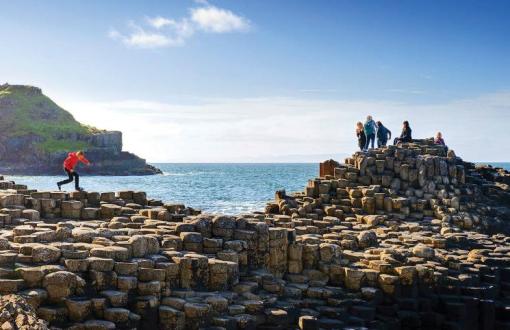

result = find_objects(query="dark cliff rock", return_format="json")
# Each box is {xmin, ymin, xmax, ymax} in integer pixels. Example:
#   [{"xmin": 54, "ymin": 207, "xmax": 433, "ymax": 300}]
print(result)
[{"xmin": 0, "ymin": 83, "xmax": 162, "ymax": 175}]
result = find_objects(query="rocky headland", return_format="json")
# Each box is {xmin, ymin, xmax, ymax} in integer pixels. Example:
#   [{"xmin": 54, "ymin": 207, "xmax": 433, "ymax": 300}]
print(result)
[
  {"xmin": 0, "ymin": 139, "xmax": 509, "ymax": 329},
  {"xmin": 0, "ymin": 84, "xmax": 161, "ymax": 175}
]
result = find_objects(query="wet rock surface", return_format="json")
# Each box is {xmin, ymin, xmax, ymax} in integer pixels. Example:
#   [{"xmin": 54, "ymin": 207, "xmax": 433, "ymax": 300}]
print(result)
[{"xmin": 0, "ymin": 139, "xmax": 510, "ymax": 329}]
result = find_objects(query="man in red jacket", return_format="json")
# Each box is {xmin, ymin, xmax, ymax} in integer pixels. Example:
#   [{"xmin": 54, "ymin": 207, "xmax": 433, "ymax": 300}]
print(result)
[{"xmin": 57, "ymin": 151, "xmax": 91, "ymax": 191}]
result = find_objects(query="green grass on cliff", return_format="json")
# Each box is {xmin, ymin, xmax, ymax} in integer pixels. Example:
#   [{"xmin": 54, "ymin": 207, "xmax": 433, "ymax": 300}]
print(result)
[
  {"xmin": 39, "ymin": 139, "xmax": 93, "ymax": 153},
  {"xmin": 0, "ymin": 84, "xmax": 102, "ymax": 152}
]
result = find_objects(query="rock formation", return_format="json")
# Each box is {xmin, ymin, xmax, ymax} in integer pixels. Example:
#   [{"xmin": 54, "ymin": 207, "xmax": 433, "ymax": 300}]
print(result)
[
  {"xmin": 0, "ymin": 294, "xmax": 48, "ymax": 329},
  {"xmin": 0, "ymin": 139, "xmax": 509, "ymax": 329},
  {"xmin": 0, "ymin": 84, "xmax": 161, "ymax": 175}
]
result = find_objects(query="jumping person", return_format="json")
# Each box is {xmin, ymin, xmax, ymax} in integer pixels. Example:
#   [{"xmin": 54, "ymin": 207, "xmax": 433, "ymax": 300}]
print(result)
[
  {"xmin": 356, "ymin": 122, "xmax": 366, "ymax": 151},
  {"xmin": 393, "ymin": 121, "xmax": 412, "ymax": 145},
  {"xmin": 57, "ymin": 151, "xmax": 91, "ymax": 191},
  {"xmin": 363, "ymin": 115, "xmax": 377, "ymax": 150},
  {"xmin": 376, "ymin": 121, "xmax": 392, "ymax": 147}
]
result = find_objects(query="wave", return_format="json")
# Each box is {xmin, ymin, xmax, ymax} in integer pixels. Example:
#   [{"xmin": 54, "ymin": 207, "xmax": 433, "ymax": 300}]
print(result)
[{"xmin": 161, "ymin": 171, "xmax": 210, "ymax": 176}]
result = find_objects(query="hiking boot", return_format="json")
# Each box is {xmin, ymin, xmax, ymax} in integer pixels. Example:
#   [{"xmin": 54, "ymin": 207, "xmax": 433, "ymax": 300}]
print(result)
[{"xmin": 76, "ymin": 187, "xmax": 84, "ymax": 192}]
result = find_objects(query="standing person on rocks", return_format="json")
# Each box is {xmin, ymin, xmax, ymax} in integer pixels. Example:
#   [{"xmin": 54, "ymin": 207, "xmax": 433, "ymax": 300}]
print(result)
[
  {"xmin": 376, "ymin": 121, "xmax": 392, "ymax": 147},
  {"xmin": 356, "ymin": 122, "xmax": 367, "ymax": 151},
  {"xmin": 393, "ymin": 120, "xmax": 412, "ymax": 145},
  {"xmin": 57, "ymin": 151, "xmax": 91, "ymax": 191},
  {"xmin": 363, "ymin": 115, "xmax": 377, "ymax": 150}
]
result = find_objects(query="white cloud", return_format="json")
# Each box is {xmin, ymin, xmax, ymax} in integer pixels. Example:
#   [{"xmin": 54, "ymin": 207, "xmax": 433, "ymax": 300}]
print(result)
[
  {"xmin": 110, "ymin": 3, "xmax": 250, "ymax": 48},
  {"xmin": 108, "ymin": 20, "xmax": 193, "ymax": 48},
  {"xmin": 123, "ymin": 31, "xmax": 174, "ymax": 48},
  {"xmin": 190, "ymin": 6, "xmax": 250, "ymax": 33},
  {"xmin": 61, "ymin": 91, "xmax": 510, "ymax": 163},
  {"xmin": 147, "ymin": 16, "xmax": 174, "ymax": 29}
]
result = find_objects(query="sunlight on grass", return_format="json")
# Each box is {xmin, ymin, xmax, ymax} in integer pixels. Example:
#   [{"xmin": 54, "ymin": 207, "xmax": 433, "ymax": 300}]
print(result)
[{"xmin": 0, "ymin": 84, "xmax": 103, "ymax": 152}]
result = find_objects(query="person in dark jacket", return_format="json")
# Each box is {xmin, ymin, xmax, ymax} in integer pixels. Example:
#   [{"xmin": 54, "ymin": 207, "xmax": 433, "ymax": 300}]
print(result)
[
  {"xmin": 393, "ymin": 121, "xmax": 412, "ymax": 145},
  {"xmin": 356, "ymin": 122, "xmax": 366, "ymax": 151},
  {"xmin": 376, "ymin": 121, "xmax": 392, "ymax": 147}
]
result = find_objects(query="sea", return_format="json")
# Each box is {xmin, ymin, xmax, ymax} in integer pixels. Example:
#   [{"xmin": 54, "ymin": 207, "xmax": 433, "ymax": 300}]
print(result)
[{"xmin": 6, "ymin": 162, "xmax": 509, "ymax": 215}]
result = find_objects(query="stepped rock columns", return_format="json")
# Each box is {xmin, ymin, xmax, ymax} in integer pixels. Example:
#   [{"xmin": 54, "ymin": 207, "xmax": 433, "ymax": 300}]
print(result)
[
  {"xmin": 87, "ymin": 131, "xmax": 123, "ymax": 152},
  {"xmin": 0, "ymin": 138, "xmax": 510, "ymax": 328}
]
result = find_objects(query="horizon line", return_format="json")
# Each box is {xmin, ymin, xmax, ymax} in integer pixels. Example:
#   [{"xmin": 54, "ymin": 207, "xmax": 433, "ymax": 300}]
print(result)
[{"xmin": 147, "ymin": 160, "xmax": 510, "ymax": 164}]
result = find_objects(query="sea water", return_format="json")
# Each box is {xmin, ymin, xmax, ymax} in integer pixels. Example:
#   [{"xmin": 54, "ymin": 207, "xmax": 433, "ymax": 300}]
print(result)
[
  {"xmin": 7, "ymin": 163, "xmax": 317, "ymax": 214},
  {"xmin": 6, "ymin": 162, "xmax": 509, "ymax": 215}
]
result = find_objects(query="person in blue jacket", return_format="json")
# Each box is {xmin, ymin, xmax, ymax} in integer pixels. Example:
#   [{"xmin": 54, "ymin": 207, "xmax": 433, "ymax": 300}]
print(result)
[
  {"xmin": 363, "ymin": 115, "xmax": 377, "ymax": 150},
  {"xmin": 376, "ymin": 121, "xmax": 392, "ymax": 147}
]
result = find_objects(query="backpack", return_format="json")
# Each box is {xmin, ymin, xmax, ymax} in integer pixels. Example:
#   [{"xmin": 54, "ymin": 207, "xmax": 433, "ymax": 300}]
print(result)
[{"xmin": 364, "ymin": 121, "xmax": 374, "ymax": 135}]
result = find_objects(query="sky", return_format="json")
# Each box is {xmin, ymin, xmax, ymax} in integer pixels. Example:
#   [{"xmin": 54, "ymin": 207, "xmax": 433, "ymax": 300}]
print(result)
[{"xmin": 1, "ymin": 0, "xmax": 509, "ymax": 162}]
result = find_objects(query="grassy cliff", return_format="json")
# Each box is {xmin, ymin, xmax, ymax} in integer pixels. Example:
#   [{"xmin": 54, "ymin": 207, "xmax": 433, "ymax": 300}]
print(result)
[
  {"xmin": 0, "ymin": 84, "xmax": 101, "ymax": 152},
  {"xmin": 0, "ymin": 84, "xmax": 161, "ymax": 175}
]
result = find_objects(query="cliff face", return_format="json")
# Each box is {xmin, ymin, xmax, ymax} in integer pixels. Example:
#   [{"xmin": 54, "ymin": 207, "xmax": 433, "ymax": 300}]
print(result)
[{"xmin": 0, "ymin": 84, "xmax": 161, "ymax": 175}]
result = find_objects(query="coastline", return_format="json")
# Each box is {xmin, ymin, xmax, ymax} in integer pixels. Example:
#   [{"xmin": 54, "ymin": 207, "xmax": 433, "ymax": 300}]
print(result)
[
  {"xmin": 0, "ymin": 140, "xmax": 509, "ymax": 328},
  {"xmin": 4, "ymin": 161, "xmax": 509, "ymax": 215}
]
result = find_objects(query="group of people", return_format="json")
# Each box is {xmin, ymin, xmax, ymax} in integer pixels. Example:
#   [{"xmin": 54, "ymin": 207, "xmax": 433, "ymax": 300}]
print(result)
[
  {"xmin": 53, "ymin": 121, "xmax": 448, "ymax": 192},
  {"xmin": 355, "ymin": 115, "xmax": 399, "ymax": 151},
  {"xmin": 356, "ymin": 116, "xmax": 446, "ymax": 152}
]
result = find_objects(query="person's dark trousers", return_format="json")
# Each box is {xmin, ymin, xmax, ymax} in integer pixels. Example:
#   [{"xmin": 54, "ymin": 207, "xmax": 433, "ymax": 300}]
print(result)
[
  {"xmin": 57, "ymin": 169, "xmax": 80, "ymax": 190},
  {"xmin": 393, "ymin": 138, "xmax": 400, "ymax": 145},
  {"xmin": 377, "ymin": 139, "xmax": 387, "ymax": 148},
  {"xmin": 365, "ymin": 134, "xmax": 375, "ymax": 150}
]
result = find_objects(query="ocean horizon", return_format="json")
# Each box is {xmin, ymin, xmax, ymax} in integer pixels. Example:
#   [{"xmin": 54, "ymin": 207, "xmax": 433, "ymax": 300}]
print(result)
[{"xmin": 6, "ymin": 162, "xmax": 509, "ymax": 215}]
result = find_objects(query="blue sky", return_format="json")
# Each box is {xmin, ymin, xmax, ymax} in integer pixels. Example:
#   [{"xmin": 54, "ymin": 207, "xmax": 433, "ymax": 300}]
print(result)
[{"xmin": 1, "ymin": 0, "xmax": 510, "ymax": 162}]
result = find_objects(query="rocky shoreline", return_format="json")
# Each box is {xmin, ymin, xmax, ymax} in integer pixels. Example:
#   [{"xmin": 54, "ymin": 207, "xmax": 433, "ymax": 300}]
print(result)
[
  {"xmin": 0, "ymin": 139, "xmax": 509, "ymax": 329},
  {"xmin": 0, "ymin": 131, "xmax": 162, "ymax": 176}
]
